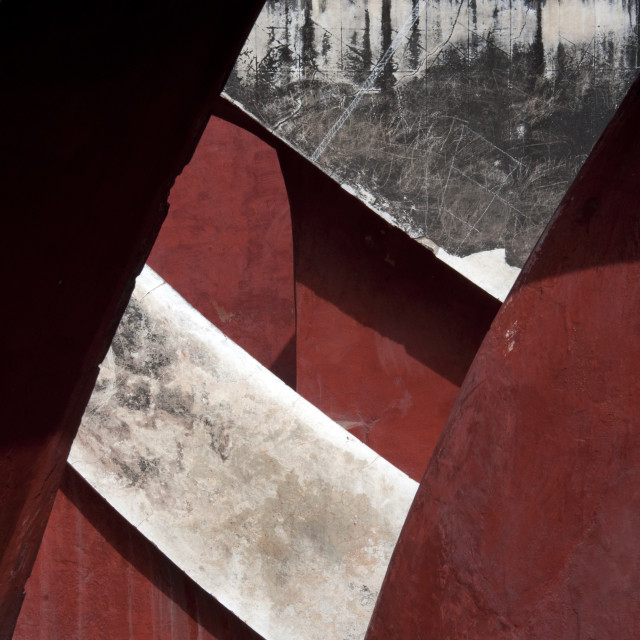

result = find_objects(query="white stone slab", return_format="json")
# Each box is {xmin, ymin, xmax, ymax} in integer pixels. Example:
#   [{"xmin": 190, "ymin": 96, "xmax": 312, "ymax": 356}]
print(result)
[{"xmin": 69, "ymin": 266, "xmax": 418, "ymax": 640}]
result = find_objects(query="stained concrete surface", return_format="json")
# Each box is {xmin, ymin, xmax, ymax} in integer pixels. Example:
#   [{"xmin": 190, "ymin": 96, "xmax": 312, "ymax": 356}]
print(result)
[
  {"xmin": 69, "ymin": 267, "xmax": 418, "ymax": 640},
  {"xmin": 225, "ymin": 0, "xmax": 640, "ymax": 298}
]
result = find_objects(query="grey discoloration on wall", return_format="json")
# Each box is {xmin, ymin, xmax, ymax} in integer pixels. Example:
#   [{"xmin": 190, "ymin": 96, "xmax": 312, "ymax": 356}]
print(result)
[
  {"xmin": 225, "ymin": 0, "xmax": 640, "ymax": 294},
  {"xmin": 69, "ymin": 267, "xmax": 418, "ymax": 640}
]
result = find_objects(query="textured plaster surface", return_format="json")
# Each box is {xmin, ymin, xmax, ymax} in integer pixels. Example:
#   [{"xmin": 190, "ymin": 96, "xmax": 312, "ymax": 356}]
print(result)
[
  {"xmin": 225, "ymin": 0, "xmax": 640, "ymax": 298},
  {"xmin": 69, "ymin": 267, "xmax": 418, "ymax": 640}
]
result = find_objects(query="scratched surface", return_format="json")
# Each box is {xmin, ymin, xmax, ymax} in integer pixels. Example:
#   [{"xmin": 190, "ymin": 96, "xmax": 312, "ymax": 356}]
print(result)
[
  {"xmin": 69, "ymin": 267, "xmax": 418, "ymax": 640},
  {"xmin": 225, "ymin": 0, "xmax": 640, "ymax": 284}
]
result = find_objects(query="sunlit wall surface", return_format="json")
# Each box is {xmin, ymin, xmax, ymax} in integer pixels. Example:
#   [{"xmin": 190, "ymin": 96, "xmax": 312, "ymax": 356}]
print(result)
[{"xmin": 225, "ymin": 0, "xmax": 639, "ymax": 274}]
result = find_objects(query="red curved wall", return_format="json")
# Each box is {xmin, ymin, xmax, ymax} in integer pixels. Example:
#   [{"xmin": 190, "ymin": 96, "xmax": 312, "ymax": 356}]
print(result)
[
  {"xmin": 147, "ymin": 115, "xmax": 296, "ymax": 387},
  {"xmin": 365, "ymin": 75, "xmax": 640, "ymax": 639}
]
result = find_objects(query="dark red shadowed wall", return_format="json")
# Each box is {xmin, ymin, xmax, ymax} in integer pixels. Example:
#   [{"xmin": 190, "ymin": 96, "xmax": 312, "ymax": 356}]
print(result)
[
  {"xmin": 13, "ymin": 466, "xmax": 264, "ymax": 640},
  {"xmin": 147, "ymin": 115, "xmax": 296, "ymax": 387},
  {"xmin": 365, "ymin": 77, "xmax": 640, "ymax": 639},
  {"xmin": 0, "ymin": 0, "xmax": 263, "ymax": 635}
]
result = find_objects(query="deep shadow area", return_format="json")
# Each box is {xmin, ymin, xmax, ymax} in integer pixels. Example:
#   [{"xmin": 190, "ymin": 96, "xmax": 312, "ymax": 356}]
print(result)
[
  {"xmin": 0, "ymin": 0, "xmax": 263, "ymax": 633},
  {"xmin": 270, "ymin": 335, "xmax": 297, "ymax": 389}
]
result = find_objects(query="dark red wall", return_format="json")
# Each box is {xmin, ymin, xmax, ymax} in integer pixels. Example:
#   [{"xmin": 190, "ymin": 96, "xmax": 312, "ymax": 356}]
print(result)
[
  {"xmin": 147, "ymin": 115, "xmax": 296, "ymax": 386},
  {"xmin": 365, "ymin": 76, "xmax": 640, "ymax": 639},
  {"xmin": 0, "ymin": 1, "xmax": 263, "ymax": 635},
  {"xmin": 13, "ymin": 467, "xmax": 263, "ymax": 640}
]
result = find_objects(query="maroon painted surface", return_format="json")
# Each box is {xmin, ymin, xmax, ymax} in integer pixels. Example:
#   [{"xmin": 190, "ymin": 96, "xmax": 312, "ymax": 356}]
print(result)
[
  {"xmin": 148, "ymin": 115, "xmax": 296, "ymax": 387},
  {"xmin": 276, "ymin": 144, "xmax": 500, "ymax": 481},
  {"xmin": 14, "ymin": 466, "xmax": 264, "ymax": 640},
  {"xmin": 365, "ymin": 78, "xmax": 640, "ymax": 638},
  {"xmin": 0, "ymin": 1, "xmax": 263, "ymax": 635}
]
